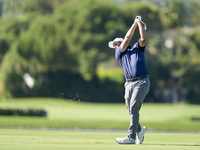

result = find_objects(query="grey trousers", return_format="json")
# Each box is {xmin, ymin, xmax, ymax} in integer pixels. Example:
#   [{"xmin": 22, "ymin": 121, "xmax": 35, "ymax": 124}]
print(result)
[{"xmin": 124, "ymin": 77, "xmax": 150, "ymax": 139}]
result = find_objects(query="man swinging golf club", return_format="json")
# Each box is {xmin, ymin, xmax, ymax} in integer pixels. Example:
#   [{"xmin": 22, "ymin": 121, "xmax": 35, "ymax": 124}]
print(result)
[{"xmin": 108, "ymin": 16, "xmax": 150, "ymax": 144}]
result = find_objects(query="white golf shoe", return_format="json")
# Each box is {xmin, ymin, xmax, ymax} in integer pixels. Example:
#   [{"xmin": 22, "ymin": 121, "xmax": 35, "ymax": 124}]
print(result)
[
  {"xmin": 136, "ymin": 126, "xmax": 146, "ymax": 144},
  {"xmin": 115, "ymin": 136, "xmax": 135, "ymax": 144}
]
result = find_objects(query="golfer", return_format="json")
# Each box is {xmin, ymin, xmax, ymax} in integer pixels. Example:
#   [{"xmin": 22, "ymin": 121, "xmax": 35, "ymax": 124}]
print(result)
[{"xmin": 108, "ymin": 16, "xmax": 150, "ymax": 144}]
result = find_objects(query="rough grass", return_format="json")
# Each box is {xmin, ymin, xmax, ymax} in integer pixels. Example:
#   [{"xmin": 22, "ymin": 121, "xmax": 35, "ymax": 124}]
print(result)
[{"xmin": 0, "ymin": 98, "xmax": 200, "ymax": 131}]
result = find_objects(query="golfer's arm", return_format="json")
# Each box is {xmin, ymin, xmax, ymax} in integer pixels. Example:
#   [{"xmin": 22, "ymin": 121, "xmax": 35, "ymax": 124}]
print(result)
[
  {"xmin": 121, "ymin": 23, "xmax": 137, "ymax": 52},
  {"xmin": 138, "ymin": 22, "xmax": 147, "ymax": 47}
]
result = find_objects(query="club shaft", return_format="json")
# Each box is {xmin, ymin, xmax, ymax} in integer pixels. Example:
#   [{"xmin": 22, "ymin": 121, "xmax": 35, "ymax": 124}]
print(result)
[
  {"xmin": 141, "ymin": 20, "xmax": 146, "ymax": 26},
  {"xmin": 140, "ymin": 20, "xmax": 147, "ymax": 30}
]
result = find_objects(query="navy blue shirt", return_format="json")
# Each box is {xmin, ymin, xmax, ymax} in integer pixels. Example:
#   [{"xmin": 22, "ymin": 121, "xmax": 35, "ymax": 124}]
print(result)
[{"xmin": 115, "ymin": 40, "xmax": 148, "ymax": 79}]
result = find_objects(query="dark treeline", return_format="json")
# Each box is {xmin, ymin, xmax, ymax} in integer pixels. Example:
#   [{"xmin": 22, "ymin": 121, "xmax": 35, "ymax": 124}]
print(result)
[{"xmin": 0, "ymin": 0, "xmax": 200, "ymax": 103}]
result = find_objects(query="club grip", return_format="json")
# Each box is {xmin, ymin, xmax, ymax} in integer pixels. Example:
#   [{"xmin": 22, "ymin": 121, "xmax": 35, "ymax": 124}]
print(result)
[{"xmin": 136, "ymin": 16, "xmax": 142, "ymax": 22}]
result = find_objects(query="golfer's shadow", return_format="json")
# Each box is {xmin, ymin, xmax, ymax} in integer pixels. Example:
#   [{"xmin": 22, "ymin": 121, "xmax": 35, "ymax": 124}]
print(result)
[{"xmin": 143, "ymin": 143, "xmax": 200, "ymax": 147}]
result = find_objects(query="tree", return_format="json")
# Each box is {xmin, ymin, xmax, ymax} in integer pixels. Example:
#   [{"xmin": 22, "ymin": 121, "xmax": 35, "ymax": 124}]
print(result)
[
  {"xmin": 0, "ymin": 37, "xmax": 9, "ymax": 64},
  {"xmin": 160, "ymin": 0, "xmax": 185, "ymax": 29},
  {"xmin": 178, "ymin": 28, "xmax": 200, "ymax": 103},
  {"xmin": 53, "ymin": 0, "xmax": 129, "ymax": 79},
  {"xmin": 1, "ymin": 0, "xmax": 129, "ymax": 99},
  {"xmin": 0, "ymin": 2, "xmax": 3, "ymax": 17},
  {"xmin": 16, "ymin": 16, "xmax": 77, "ymax": 73},
  {"xmin": 1, "ymin": 0, "xmax": 61, "ymax": 15},
  {"xmin": 0, "ymin": 14, "xmax": 35, "ymax": 64},
  {"xmin": 1, "ymin": 0, "xmax": 200, "ymax": 104},
  {"xmin": 20, "ymin": 0, "xmax": 54, "ymax": 14},
  {"xmin": 188, "ymin": 1, "xmax": 200, "ymax": 26},
  {"xmin": 123, "ymin": 1, "xmax": 163, "ymax": 32}
]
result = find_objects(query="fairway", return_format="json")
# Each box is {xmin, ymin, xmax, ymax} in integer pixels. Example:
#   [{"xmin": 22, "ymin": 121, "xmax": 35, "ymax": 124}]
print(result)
[
  {"xmin": 0, "ymin": 98, "xmax": 200, "ymax": 131},
  {"xmin": 0, "ymin": 128, "xmax": 200, "ymax": 150},
  {"xmin": 1, "ymin": 98, "xmax": 200, "ymax": 150}
]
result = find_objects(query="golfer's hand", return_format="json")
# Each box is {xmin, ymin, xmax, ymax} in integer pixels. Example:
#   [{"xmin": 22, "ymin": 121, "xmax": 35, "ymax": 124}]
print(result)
[
  {"xmin": 134, "ymin": 16, "xmax": 139, "ymax": 26},
  {"xmin": 135, "ymin": 16, "xmax": 141, "ymax": 23}
]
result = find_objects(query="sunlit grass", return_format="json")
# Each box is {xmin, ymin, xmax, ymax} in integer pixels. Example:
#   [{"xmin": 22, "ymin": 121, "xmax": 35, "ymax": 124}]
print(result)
[
  {"xmin": 0, "ymin": 128, "xmax": 200, "ymax": 150},
  {"xmin": 0, "ymin": 98, "xmax": 200, "ymax": 131}
]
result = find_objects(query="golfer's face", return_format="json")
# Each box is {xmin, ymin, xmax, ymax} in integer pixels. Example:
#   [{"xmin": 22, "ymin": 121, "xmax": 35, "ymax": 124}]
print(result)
[{"xmin": 113, "ymin": 41, "xmax": 122, "ymax": 50}]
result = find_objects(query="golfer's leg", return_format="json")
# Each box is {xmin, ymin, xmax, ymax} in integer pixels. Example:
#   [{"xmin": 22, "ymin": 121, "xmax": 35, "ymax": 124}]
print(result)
[
  {"xmin": 124, "ymin": 82, "xmax": 131, "ymax": 114},
  {"xmin": 137, "ymin": 123, "xmax": 141, "ymax": 132},
  {"xmin": 128, "ymin": 80, "xmax": 150, "ymax": 139},
  {"xmin": 128, "ymin": 102, "xmax": 140, "ymax": 139}
]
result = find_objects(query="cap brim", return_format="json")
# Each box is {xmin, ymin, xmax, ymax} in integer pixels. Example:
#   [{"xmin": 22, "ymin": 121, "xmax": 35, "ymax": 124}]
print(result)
[{"xmin": 108, "ymin": 41, "xmax": 114, "ymax": 49}]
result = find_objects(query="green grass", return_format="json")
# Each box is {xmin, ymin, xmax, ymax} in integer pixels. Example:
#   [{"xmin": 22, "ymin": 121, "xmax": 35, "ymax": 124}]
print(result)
[
  {"xmin": 1, "ymin": 98, "xmax": 200, "ymax": 150},
  {"xmin": 0, "ymin": 128, "xmax": 200, "ymax": 150},
  {"xmin": 0, "ymin": 98, "xmax": 200, "ymax": 131}
]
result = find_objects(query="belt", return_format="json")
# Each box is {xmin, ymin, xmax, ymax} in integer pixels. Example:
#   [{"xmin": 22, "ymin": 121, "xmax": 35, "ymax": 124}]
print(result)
[{"xmin": 126, "ymin": 75, "xmax": 149, "ymax": 82}]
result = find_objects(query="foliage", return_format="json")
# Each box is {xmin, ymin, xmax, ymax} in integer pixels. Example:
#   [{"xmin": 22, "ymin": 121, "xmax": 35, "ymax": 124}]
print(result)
[
  {"xmin": 53, "ymin": 0, "xmax": 128, "ymax": 78},
  {"xmin": 0, "ymin": 108, "xmax": 46, "ymax": 117},
  {"xmin": 124, "ymin": 1, "xmax": 163, "ymax": 32},
  {"xmin": 188, "ymin": 2, "xmax": 200, "ymax": 26},
  {"xmin": 0, "ymin": 2, "xmax": 2, "ymax": 17},
  {"xmin": 1, "ymin": 0, "xmax": 67, "ymax": 14},
  {"xmin": 160, "ymin": 0, "xmax": 185, "ymax": 29},
  {"xmin": 0, "ymin": 0, "xmax": 200, "ymax": 103}
]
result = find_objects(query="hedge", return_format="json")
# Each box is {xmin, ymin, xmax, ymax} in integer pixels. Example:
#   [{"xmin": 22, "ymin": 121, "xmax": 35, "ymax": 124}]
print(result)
[{"xmin": 0, "ymin": 108, "xmax": 47, "ymax": 117}]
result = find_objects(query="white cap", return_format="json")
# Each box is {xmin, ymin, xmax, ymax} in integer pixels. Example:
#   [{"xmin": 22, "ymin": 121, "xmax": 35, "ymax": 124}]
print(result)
[{"xmin": 108, "ymin": 37, "xmax": 124, "ymax": 49}]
